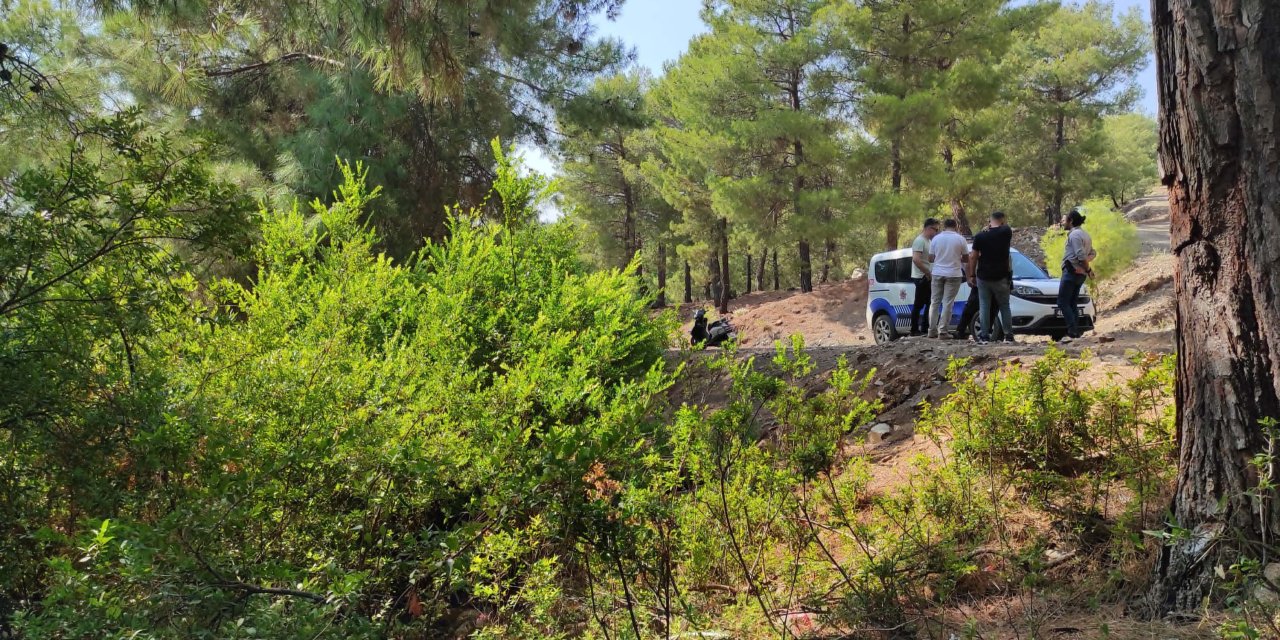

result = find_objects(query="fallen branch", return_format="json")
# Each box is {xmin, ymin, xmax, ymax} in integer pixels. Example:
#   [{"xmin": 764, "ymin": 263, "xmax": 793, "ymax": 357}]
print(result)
[
  {"xmin": 205, "ymin": 53, "xmax": 345, "ymax": 78},
  {"xmin": 217, "ymin": 580, "xmax": 327, "ymax": 604},
  {"xmin": 689, "ymin": 583, "xmax": 743, "ymax": 596}
]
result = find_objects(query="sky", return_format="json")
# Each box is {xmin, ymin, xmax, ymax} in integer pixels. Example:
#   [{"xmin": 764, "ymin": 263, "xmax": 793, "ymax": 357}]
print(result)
[{"xmin": 522, "ymin": 0, "xmax": 1159, "ymax": 179}]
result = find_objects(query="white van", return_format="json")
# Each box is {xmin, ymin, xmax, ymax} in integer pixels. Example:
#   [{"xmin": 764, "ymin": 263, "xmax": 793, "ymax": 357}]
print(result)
[{"xmin": 865, "ymin": 247, "xmax": 1095, "ymax": 344}]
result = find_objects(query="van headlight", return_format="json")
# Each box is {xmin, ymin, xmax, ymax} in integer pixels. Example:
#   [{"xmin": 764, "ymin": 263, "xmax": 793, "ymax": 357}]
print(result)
[{"xmin": 1013, "ymin": 285, "xmax": 1043, "ymax": 297}]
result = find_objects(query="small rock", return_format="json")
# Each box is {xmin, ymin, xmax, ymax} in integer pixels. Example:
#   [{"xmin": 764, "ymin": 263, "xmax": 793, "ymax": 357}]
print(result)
[
  {"xmin": 1255, "ymin": 563, "xmax": 1280, "ymax": 604},
  {"xmin": 1045, "ymin": 549, "xmax": 1072, "ymax": 563},
  {"xmin": 867, "ymin": 423, "xmax": 894, "ymax": 444},
  {"xmin": 1098, "ymin": 335, "xmax": 1116, "ymax": 343},
  {"xmin": 774, "ymin": 319, "xmax": 784, "ymax": 326},
  {"xmin": 1265, "ymin": 562, "xmax": 1280, "ymax": 583},
  {"xmin": 783, "ymin": 612, "xmax": 820, "ymax": 637}
]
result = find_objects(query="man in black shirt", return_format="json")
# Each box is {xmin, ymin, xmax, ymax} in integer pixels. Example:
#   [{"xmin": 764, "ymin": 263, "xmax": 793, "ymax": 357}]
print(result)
[{"xmin": 967, "ymin": 211, "xmax": 1014, "ymax": 344}]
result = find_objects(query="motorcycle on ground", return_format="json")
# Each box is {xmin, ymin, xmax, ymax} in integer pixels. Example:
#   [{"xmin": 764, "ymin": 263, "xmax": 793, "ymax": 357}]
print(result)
[{"xmin": 690, "ymin": 309, "xmax": 735, "ymax": 348}]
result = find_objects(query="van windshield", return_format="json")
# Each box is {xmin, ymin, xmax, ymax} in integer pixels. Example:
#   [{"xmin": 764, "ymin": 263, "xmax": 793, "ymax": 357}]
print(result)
[{"xmin": 1012, "ymin": 252, "xmax": 1049, "ymax": 280}]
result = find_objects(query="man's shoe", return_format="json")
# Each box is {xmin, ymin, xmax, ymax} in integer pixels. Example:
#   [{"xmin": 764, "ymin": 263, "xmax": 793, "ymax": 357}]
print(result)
[
  {"xmin": 927, "ymin": 332, "xmax": 939, "ymax": 339},
  {"xmin": 1002, "ymin": 336, "xmax": 1016, "ymax": 344},
  {"xmin": 975, "ymin": 337, "xmax": 989, "ymax": 345},
  {"xmin": 1059, "ymin": 336, "xmax": 1075, "ymax": 344}
]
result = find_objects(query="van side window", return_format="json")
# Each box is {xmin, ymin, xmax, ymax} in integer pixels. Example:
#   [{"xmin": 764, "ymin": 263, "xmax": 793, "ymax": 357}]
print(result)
[
  {"xmin": 874, "ymin": 259, "xmax": 897, "ymax": 283},
  {"xmin": 874, "ymin": 257, "xmax": 914, "ymax": 283},
  {"xmin": 894, "ymin": 257, "xmax": 913, "ymax": 281}
]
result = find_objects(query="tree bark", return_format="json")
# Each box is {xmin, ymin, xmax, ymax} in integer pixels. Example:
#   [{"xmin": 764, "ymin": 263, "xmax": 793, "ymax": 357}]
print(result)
[
  {"xmin": 821, "ymin": 238, "xmax": 837, "ymax": 284},
  {"xmin": 942, "ymin": 123, "xmax": 973, "ymax": 236},
  {"xmin": 683, "ymin": 260, "xmax": 693, "ymax": 304},
  {"xmin": 706, "ymin": 254, "xmax": 718, "ymax": 302},
  {"xmin": 654, "ymin": 241, "xmax": 667, "ymax": 308},
  {"xmin": 717, "ymin": 217, "xmax": 731, "ymax": 314},
  {"xmin": 798, "ymin": 241, "xmax": 813, "ymax": 293},
  {"xmin": 889, "ymin": 136, "xmax": 903, "ymax": 250},
  {"xmin": 1049, "ymin": 109, "xmax": 1067, "ymax": 226},
  {"xmin": 1150, "ymin": 0, "xmax": 1280, "ymax": 612},
  {"xmin": 773, "ymin": 250, "xmax": 780, "ymax": 291},
  {"xmin": 757, "ymin": 247, "xmax": 768, "ymax": 292},
  {"xmin": 746, "ymin": 254, "xmax": 753, "ymax": 295}
]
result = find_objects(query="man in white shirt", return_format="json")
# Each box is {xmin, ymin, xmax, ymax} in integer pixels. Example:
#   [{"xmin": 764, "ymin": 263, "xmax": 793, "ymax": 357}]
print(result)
[{"xmin": 927, "ymin": 219, "xmax": 970, "ymax": 339}]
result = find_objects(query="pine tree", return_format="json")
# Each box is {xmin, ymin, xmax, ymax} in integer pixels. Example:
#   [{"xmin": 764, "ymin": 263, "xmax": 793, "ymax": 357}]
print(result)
[
  {"xmin": 642, "ymin": 35, "xmax": 741, "ymax": 312},
  {"xmin": 559, "ymin": 73, "xmax": 652, "ymax": 271},
  {"xmin": 827, "ymin": 0, "xmax": 1031, "ymax": 246},
  {"xmin": 658, "ymin": 1, "xmax": 847, "ymax": 294},
  {"xmin": 999, "ymin": 0, "xmax": 1148, "ymax": 225},
  {"xmin": 559, "ymin": 73, "xmax": 681, "ymax": 306},
  {"xmin": 84, "ymin": 0, "xmax": 628, "ymax": 258},
  {"xmin": 1090, "ymin": 112, "xmax": 1159, "ymax": 208}
]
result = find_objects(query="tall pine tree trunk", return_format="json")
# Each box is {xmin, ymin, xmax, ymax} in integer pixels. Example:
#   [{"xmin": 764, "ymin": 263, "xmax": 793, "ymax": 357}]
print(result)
[
  {"xmin": 1151, "ymin": 0, "xmax": 1280, "ymax": 612},
  {"xmin": 1049, "ymin": 109, "xmax": 1067, "ymax": 226},
  {"xmin": 773, "ymin": 250, "xmax": 780, "ymax": 291},
  {"xmin": 757, "ymin": 247, "xmax": 768, "ymax": 292},
  {"xmin": 788, "ymin": 63, "xmax": 814, "ymax": 294},
  {"xmin": 654, "ymin": 241, "xmax": 667, "ymax": 308},
  {"xmin": 798, "ymin": 241, "xmax": 813, "ymax": 293},
  {"xmin": 942, "ymin": 122, "xmax": 973, "ymax": 236},
  {"xmin": 635, "ymin": 236, "xmax": 643, "ymax": 280},
  {"xmin": 706, "ymin": 255, "xmax": 718, "ymax": 301},
  {"xmin": 888, "ymin": 137, "xmax": 903, "ymax": 249},
  {"xmin": 820, "ymin": 238, "xmax": 837, "ymax": 284},
  {"xmin": 717, "ymin": 217, "xmax": 731, "ymax": 314},
  {"xmin": 746, "ymin": 254, "xmax": 753, "ymax": 294},
  {"xmin": 683, "ymin": 260, "xmax": 693, "ymax": 304}
]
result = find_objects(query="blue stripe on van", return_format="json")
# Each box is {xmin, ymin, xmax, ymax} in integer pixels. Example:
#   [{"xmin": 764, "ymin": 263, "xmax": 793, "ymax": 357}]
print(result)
[{"xmin": 894, "ymin": 300, "xmax": 970, "ymax": 330}]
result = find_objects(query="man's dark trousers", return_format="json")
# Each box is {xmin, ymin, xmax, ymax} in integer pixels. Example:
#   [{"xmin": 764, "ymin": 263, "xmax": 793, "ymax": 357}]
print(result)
[
  {"xmin": 955, "ymin": 280, "xmax": 1008, "ymax": 340},
  {"xmin": 910, "ymin": 277, "xmax": 931, "ymax": 334},
  {"xmin": 1058, "ymin": 270, "xmax": 1088, "ymax": 338}
]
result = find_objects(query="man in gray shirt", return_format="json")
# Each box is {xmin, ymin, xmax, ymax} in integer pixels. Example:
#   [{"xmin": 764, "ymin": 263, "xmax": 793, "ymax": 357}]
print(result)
[
  {"xmin": 909, "ymin": 218, "xmax": 940, "ymax": 336},
  {"xmin": 1057, "ymin": 208, "xmax": 1096, "ymax": 343}
]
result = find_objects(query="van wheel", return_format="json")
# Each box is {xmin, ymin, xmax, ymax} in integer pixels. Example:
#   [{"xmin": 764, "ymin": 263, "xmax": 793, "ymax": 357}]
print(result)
[{"xmin": 872, "ymin": 313, "xmax": 898, "ymax": 345}]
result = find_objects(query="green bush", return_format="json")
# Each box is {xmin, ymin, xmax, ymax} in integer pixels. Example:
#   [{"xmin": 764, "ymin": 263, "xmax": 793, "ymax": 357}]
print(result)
[
  {"xmin": 1041, "ymin": 199, "xmax": 1141, "ymax": 280},
  {"xmin": 917, "ymin": 348, "xmax": 1176, "ymax": 547},
  {"xmin": 13, "ymin": 152, "xmax": 677, "ymax": 638}
]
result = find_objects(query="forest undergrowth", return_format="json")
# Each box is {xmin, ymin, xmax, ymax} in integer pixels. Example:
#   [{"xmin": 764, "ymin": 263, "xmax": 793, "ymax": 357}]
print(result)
[{"xmin": 1, "ymin": 155, "xmax": 1196, "ymax": 639}]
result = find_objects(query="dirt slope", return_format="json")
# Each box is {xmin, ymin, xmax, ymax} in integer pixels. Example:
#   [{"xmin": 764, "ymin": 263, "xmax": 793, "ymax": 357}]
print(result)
[
  {"xmin": 1095, "ymin": 254, "xmax": 1175, "ymax": 334},
  {"xmin": 728, "ymin": 278, "xmax": 871, "ymax": 348}
]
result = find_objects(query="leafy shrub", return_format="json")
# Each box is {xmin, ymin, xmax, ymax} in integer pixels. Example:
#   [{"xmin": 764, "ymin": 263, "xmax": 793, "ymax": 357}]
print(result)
[
  {"xmin": 917, "ymin": 348, "xmax": 1176, "ymax": 549},
  {"xmin": 1, "ymin": 112, "xmax": 253, "ymax": 607},
  {"xmin": 13, "ymin": 151, "xmax": 676, "ymax": 638},
  {"xmin": 1041, "ymin": 198, "xmax": 1141, "ymax": 280}
]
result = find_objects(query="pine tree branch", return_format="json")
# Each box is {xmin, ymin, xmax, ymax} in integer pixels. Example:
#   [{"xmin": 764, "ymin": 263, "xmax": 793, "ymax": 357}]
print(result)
[{"xmin": 204, "ymin": 53, "xmax": 345, "ymax": 78}]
